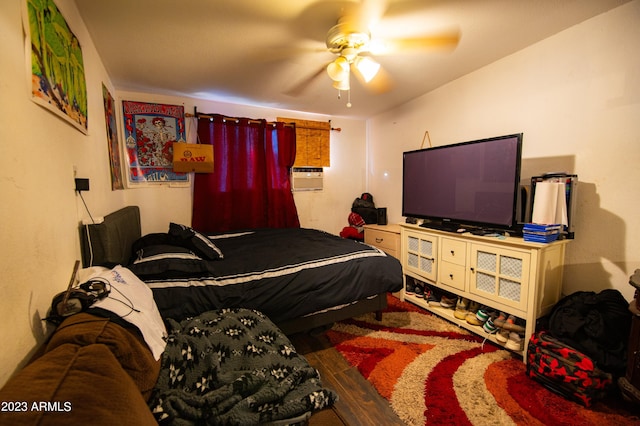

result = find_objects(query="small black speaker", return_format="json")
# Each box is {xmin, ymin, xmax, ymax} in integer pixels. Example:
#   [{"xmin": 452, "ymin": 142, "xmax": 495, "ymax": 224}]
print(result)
[{"xmin": 377, "ymin": 208, "xmax": 387, "ymax": 225}]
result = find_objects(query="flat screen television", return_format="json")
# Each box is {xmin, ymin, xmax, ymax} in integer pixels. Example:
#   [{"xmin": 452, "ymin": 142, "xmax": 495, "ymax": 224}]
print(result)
[{"xmin": 402, "ymin": 133, "xmax": 523, "ymax": 234}]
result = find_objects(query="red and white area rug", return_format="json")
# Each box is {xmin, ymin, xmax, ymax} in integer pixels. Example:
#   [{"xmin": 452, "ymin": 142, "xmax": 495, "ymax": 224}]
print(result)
[{"xmin": 326, "ymin": 295, "xmax": 639, "ymax": 425}]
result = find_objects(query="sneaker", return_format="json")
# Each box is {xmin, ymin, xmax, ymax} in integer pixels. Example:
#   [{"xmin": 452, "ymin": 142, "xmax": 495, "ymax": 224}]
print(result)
[
  {"xmin": 505, "ymin": 332, "xmax": 524, "ymax": 351},
  {"xmin": 496, "ymin": 328, "xmax": 510, "ymax": 343},
  {"xmin": 502, "ymin": 315, "xmax": 525, "ymax": 333},
  {"xmin": 405, "ymin": 278, "xmax": 416, "ymax": 295},
  {"xmin": 415, "ymin": 283, "xmax": 425, "ymax": 298},
  {"xmin": 493, "ymin": 312, "xmax": 507, "ymax": 328},
  {"xmin": 466, "ymin": 312, "xmax": 484, "ymax": 326},
  {"xmin": 467, "ymin": 301, "xmax": 481, "ymax": 313},
  {"xmin": 475, "ymin": 307, "xmax": 494, "ymax": 323},
  {"xmin": 454, "ymin": 297, "xmax": 470, "ymax": 319},
  {"xmin": 440, "ymin": 295, "xmax": 457, "ymax": 309},
  {"xmin": 426, "ymin": 290, "xmax": 440, "ymax": 306},
  {"xmin": 483, "ymin": 315, "xmax": 499, "ymax": 334},
  {"xmin": 422, "ymin": 285, "xmax": 435, "ymax": 300},
  {"xmin": 465, "ymin": 301, "xmax": 483, "ymax": 325},
  {"xmin": 465, "ymin": 302, "xmax": 482, "ymax": 327},
  {"xmin": 423, "ymin": 288, "xmax": 432, "ymax": 301}
]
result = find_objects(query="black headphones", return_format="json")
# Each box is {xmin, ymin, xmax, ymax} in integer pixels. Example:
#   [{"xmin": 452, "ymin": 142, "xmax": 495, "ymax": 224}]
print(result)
[{"xmin": 46, "ymin": 279, "xmax": 110, "ymax": 324}]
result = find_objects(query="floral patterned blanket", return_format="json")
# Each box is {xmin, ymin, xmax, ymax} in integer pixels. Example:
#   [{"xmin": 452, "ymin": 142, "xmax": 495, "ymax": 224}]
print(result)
[{"xmin": 148, "ymin": 308, "xmax": 337, "ymax": 425}]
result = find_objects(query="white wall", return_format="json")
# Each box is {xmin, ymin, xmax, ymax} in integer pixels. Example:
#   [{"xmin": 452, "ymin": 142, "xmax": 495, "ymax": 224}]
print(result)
[
  {"xmin": 0, "ymin": 0, "xmax": 366, "ymax": 387},
  {"xmin": 367, "ymin": 0, "xmax": 640, "ymax": 300},
  {"xmin": 0, "ymin": 0, "xmax": 124, "ymax": 387}
]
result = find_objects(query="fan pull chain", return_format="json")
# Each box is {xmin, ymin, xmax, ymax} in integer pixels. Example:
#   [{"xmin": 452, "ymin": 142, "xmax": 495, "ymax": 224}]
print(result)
[{"xmin": 336, "ymin": 89, "xmax": 352, "ymax": 108}]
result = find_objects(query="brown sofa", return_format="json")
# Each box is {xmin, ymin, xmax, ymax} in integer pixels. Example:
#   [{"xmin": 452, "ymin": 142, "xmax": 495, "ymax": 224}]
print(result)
[{"xmin": 0, "ymin": 313, "xmax": 161, "ymax": 425}]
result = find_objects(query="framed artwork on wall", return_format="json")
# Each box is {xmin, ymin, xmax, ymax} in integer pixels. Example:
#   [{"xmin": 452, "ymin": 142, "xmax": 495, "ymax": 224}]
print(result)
[
  {"xmin": 23, "ymin": 0, "xmax": 88, "ymax": 134},
  {"xmin": 102, "ymin": 84, "xmax": 124, "ymax": 190},
  {"xmin": 121, "ymin": 100, "xmax": 189, "ymax": 185}
]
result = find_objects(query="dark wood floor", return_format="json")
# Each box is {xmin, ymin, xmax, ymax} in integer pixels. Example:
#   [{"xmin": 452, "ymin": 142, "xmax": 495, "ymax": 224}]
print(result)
[{"xmin": 289, "ymin": 330, "xmax": 406, "ymax": 426}]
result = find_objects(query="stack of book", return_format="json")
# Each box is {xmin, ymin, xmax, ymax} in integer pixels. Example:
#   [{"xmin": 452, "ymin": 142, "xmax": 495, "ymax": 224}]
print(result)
[{"xmin": 523, "ymin": 223, "xmax": 563, "ymax": 243}]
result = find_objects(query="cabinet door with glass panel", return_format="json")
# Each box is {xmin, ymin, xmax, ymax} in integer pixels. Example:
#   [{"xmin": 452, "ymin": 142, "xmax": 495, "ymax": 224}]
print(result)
[
  {"xmin": 468, "ymin": 244, "xmax": 531, "ymax": 312},
  {"xmin": 402, "ymin": 230, "xmax": 438, "ymax": 283}
]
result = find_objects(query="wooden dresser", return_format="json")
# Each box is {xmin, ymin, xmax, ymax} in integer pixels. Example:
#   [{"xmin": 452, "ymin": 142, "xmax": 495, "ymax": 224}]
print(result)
[{"xmin": 363, "ymin": 224, "xmax": 401, "ymax": 260}]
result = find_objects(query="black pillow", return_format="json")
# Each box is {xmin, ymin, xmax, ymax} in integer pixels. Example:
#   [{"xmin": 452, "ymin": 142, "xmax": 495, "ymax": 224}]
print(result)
[
  {"xmin": 129, "ymin": 233, "xmax": 172, "ymax": 264},
  {"xmin": 168, "ymin": 223, "xmax": 224, "ymax": 260}
]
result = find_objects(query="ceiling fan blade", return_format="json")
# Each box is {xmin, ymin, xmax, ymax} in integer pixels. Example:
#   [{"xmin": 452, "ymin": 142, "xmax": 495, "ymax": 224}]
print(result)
[
  {"xmin": 371, "ymin": 30, "xmax": 461, "ymax": 55},
  {"xmin": 249, "ymin": 44, "xmax": 326, "ymax": 63},
  {"xmin": 341, "ymin": 0, "xmax": 388, "ymax": 31},
  {"xmin": 284, "ymin": 65, "xmax": 327, "ymax": 97}
]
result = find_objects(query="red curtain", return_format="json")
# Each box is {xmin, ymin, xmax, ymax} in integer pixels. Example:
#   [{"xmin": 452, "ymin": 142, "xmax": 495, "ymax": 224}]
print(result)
[
  {"xmin": 191, "ymin": 114, "xmax": 300, "ymax": 232},
  {"xmin": 265, "ymin": 122, "xmax": 300, "ymax": 229}
]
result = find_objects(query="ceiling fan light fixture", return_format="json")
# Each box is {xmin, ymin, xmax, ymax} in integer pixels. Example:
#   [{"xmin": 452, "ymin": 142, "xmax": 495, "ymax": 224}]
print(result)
[
  {"xmin": 327, "ymin": 56, "xmax": 349, "ymax": 81},
  {"xmin": 332, "ymin": 78, "xmax": 350, "ymax": 91},
  {"xmin": 354, "ymin": 56, "xmax": 380, "ymax": 82}
]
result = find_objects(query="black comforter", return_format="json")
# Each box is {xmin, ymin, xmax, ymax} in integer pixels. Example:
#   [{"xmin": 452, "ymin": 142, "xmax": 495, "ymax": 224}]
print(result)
[{"xmin": 128, "ymin": 228, "xmax": 403, "ymax": 323}]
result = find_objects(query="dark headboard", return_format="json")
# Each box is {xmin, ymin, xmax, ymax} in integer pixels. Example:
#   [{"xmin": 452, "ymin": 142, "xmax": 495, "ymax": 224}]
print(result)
[{"xmin": 80, "ymin": 206, "xmax": 141, "ymax": 268}]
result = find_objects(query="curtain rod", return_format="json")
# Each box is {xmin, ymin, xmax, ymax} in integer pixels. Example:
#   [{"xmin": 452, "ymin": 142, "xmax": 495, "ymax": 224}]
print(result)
[
  {"xmin": 187, "ymin": 111, "xmax": 341, "ymax": 132},
  {"xmin": 186, "ymin": 112, "xmax": 294, "ymax": 128}
]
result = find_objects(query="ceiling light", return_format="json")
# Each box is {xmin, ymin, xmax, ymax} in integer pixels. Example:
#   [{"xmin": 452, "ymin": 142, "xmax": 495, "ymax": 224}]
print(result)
[
  {"xmin": 354, "ymin": 56, "xmax": 380, "ymax": 82},
  {"xmin": 326, "ymin": 56, "xmax": 349, "ymax": 82},
  {"xmin": 332, "ymin": 78, "xmax": 350, "ymax": 91}
]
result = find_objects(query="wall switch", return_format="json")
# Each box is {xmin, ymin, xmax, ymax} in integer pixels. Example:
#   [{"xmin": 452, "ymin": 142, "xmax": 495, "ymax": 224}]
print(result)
[{"xmin": 75, "ymin": 178, "xmax": 90, "ymax": 192}]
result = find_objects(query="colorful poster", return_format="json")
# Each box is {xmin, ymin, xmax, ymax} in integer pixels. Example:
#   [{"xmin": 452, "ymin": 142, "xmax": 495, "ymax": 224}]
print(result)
[
  {"xmin": 121, "ymin": 101, "xmax": 188, "ymax": 184},
  {"xmin": 102, "ymin": 85, "xmax": 124, "ymax": 190},
  {"xmin": 24, "ymin": 0, "xmax": 88, "ymax": 134}
]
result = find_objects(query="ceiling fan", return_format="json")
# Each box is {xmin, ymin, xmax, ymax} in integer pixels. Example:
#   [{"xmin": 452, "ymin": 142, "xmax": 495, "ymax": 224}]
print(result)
[{"xmin": 304, "ymin": 0, "xmax": 460, "ymax": 106}]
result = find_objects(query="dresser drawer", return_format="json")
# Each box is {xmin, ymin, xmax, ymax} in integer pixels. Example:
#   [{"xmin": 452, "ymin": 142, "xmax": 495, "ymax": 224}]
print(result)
[
  {"xmin": 365, "ymin": 227, "xmax": 399, "ymax": 257},
  {"xmin": 439, "ymin": 261, "xmax": 466, "ymax": 291},
  {"xmin": 441, "ymin": 238, "xmax": 467, "ymax": 266}
]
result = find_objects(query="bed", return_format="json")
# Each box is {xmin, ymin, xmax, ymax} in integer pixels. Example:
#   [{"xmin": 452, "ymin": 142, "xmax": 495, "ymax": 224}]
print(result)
[
  {"xmin": 81, "ymin": 206, "xmax": 403, "ymax": 334},
  {"xmin": 0, "ymin": 204, "xmax": 400, "ymax": 424},
  {"xmin": 0, "ymin": 206, "xmax": 403, "ymax": 425}
]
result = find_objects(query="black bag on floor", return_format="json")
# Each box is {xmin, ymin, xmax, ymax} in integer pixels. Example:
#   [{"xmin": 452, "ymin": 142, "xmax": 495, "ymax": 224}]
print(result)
[
  {"xmin": 547, "ymin": 289, "xmax": 631, "ymax": 375},
  {"xmin": 527, "ymin": 331, "xmax": 613, "ymax": 407}
]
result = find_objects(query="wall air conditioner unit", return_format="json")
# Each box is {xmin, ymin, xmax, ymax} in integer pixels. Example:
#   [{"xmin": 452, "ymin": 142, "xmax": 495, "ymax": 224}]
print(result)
[{"xmin": 291, "ymin": 167, "xmax": 323, "ymax": 191}]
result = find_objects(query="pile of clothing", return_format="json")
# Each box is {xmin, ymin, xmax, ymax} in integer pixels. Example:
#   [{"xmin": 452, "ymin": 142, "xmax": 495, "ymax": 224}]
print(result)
[{"xmin": 339, "ymin": 193, "xmax": 377, "ymax": 240}]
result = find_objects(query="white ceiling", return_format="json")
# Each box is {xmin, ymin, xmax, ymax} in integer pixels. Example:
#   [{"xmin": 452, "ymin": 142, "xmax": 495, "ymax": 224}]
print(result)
[{"xmin": 74, "ymin": 0, "xmax": 631, "ymax": 119}]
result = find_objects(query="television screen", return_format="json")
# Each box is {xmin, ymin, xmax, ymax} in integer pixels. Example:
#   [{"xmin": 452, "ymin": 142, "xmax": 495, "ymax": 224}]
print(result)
[{"xmin": 402, "ymin": 134, "xmax": 523, "ymax": 232}]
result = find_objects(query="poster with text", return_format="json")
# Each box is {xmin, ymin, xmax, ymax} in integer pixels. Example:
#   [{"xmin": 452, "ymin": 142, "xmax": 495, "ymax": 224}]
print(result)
[{"xmin": 121, "ymin": 100, "xmax": 188, "ymax": 185}]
